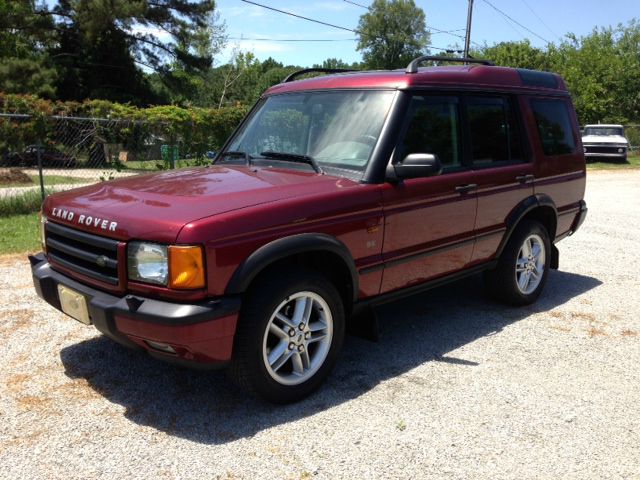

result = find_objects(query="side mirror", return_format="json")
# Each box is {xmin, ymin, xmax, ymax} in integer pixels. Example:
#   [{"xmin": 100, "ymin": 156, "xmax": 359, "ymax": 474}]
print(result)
[{"xmin": 387, "ymin": 153, "xmax": 442, "ymax": 181}]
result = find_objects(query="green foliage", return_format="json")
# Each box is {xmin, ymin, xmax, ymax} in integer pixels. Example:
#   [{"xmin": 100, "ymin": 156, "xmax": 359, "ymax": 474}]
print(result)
[
  {"xmin": 0, "ymin": 0, "xmax": 221, "ymax": 105},
  {"xmin": 472, "ymin": 40, "xmax": 550, "ymax": 70},
  {"xmin": 0, "ymin": 189, "xmax": 47, "ymax": 216},
  {"xmin": 356, "ymin": 0, "xmax": 430, "ymax": 69},
  {"xmin": 0, "ymin": 92, "xmax": 248, "ymax": 162},
  {"xmin": 0, "ymin": 0, "xmax": 57, "ymax": 97},
  {"xmin": 473, "ymin": 20, "xmax": 640, "ymax": 125}
]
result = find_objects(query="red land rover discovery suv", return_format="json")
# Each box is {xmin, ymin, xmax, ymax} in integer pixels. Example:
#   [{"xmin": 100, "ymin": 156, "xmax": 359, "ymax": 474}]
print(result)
[{"xmin": 31, "ymin": 57, "xmax": 587, "ymax": 403}]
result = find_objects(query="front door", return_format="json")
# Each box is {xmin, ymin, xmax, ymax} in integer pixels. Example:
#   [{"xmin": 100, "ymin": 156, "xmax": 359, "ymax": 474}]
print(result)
[{"xmin": 380, "ymin": 95, "xmax": 478, "ymax": 293}]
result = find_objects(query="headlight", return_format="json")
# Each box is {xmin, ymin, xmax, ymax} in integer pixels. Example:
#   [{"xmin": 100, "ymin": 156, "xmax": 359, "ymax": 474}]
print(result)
[
  {"xmin": 128, "ymin": 242, "xmax": 169, "ymax": 286},
  {"xmin": 127, "ymin": 242, "xmax": 205, "ymax": 289},
  {"xmin": 39, "ymin": 213, "xmax": 47, "ymax": 252}
]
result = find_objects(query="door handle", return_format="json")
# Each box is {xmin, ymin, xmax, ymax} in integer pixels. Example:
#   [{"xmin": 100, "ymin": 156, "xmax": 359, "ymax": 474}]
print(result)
[
  {"xmin": 515, "ymin": 174, "xmax": 535, "ymax": 184},
  {"xmin": 455, "ymin": 183, "xmax": 477, "ymax": 194}
]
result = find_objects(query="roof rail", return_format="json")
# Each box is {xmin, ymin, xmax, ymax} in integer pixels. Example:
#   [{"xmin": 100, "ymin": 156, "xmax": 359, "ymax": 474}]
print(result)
[
  {"xmin": 283, "ymin": 68, "xmax": 357, "ymax": 83},
  {"xmin": 406, "ymin": 56, "xmax": 495, "ymax": 74}
]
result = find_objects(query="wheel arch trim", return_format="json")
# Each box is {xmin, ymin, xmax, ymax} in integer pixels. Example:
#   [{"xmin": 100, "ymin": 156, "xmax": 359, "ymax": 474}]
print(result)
[
  {"xmin": 496, "ymin": 194, "xmax": 557, "ymax": 258},
  {"xmin": 225, "ymin": 233, "xmax": 359, "ymax": 302}
]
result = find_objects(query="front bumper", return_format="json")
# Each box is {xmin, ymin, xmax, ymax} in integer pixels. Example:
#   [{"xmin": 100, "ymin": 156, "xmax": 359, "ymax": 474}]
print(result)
[{"xmin": 30, "ymin": 253, "xmax": 240, "ymax": 367}]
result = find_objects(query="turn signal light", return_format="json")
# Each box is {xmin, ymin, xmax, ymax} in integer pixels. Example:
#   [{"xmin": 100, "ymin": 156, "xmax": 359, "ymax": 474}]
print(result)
[{"xmin": 168, "ymin": 245, "xmax": 205, "ymax": 289}]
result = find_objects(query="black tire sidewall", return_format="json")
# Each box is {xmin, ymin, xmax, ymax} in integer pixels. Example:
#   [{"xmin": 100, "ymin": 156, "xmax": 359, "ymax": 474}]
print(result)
[
  {"xmin": 487, "ymin": 220, "xmax": 551, "ymax": 305},
  {"xmin": 234, "ymin": 269, "xmax": 345, "ymax": 403}
]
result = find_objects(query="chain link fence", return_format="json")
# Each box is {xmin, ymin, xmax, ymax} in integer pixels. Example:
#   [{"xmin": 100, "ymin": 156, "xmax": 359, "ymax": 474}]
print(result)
[
  {"xmin": 0, "ymin": 113, "xmax": 217, "ymax": 201},
  {"xmin": 1, "ymin": 113, "xmax": 639, "ymax": 203}
]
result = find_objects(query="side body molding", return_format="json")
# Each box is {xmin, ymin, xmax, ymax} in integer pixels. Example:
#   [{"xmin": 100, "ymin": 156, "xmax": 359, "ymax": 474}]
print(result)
[{"xmin": 225, "ymin": 233, "xmax": 359, "ymax": 302}]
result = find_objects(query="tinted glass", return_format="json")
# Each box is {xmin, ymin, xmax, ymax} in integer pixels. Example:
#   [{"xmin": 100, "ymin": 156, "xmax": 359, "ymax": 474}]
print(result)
[
  {"xmin": 467, "ymin": 96, "xmax": 522, "ymax": 165},
  {"xmin": 396, "ymin": 96, "xmax": 461, "ymax": 168},
  {"xmin": 531, "ymin": 99, "xmax": 576, "ymax": 155}
]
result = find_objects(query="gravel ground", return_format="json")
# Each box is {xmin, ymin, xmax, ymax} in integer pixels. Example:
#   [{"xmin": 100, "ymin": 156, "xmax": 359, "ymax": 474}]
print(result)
[{"xmin": 1, "ymin": 169, "xmax": 639, "ymax": 479}]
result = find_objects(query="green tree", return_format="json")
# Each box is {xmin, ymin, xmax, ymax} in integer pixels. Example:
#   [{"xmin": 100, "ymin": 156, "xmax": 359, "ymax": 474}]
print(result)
[
  {"xmin": 356, "ymin": 0, "xmax": 430, "ymax": 69},
  {"xmin": 551, "ymin": 21, "xmax": 640, "ymax": 124},
  {"xmin": 0, "ymin": 0, "xmax": 57, "ymax": 97},
  {"xmin": 473, "ymin": 40, "xmax": 550, "ymax": 70},
  {"xmin": 43, "ymin": 0, "xmax": 220, "ymax": 104}
]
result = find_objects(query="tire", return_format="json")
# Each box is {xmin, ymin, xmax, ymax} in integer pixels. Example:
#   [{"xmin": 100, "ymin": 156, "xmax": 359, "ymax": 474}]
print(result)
[
  {"xmin": 228, "ymin": 268, "xmax": 345, "ymax": 403},
  {"xmin": 485, "ymin": 219, "xmax": 551, "ymax": 306}
]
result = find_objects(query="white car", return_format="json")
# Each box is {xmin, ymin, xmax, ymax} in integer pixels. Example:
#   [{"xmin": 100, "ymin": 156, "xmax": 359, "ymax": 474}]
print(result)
[{"xmin": 581, "ymin": 124, "xmax": 629, "ymax": 161}]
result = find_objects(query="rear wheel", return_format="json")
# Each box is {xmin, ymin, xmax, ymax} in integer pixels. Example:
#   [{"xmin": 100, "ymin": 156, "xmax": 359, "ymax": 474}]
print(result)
[
  {"xmin": 229, "ymin": 269, "xmax": 345, "ymax": 403},
  {"xmin": 485, "ymin": 220, "xmax": 551, "ymax": 305}
]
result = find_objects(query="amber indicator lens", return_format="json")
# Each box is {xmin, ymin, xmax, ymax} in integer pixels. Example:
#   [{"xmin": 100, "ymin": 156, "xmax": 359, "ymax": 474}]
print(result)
[{"xmin": 168, "ymin": 245, "xmax": 205, "ymax": 289}]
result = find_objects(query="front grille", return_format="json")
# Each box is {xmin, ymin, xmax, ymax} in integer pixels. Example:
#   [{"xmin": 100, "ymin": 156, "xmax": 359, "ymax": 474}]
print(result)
[
  {"xmin": 45, "ymin": 221, "xmax": 120, "ymax": 285},
  {"xmin": 584, "ymin": 145, "xmax": 625, "ymax": 154}
]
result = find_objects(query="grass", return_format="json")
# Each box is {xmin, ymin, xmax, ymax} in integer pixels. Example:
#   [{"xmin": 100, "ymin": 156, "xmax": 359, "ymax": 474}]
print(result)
[
  {"xmin": 587, "ymin": 151, "xmax": 640, "ymax": 170},
  {"xmin": 0, "ymin": 213, "xmax": 40, "ymax": 254},
  {"xmin": 0, "ymin": 189, "xmax": 48, "ymax": 216},
  {"xmin": 123, "ymin": 158, "xmax": 207, "ymax": 171}
]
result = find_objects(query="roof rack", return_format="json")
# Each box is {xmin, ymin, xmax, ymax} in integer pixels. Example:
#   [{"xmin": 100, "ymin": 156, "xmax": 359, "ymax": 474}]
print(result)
[
  {"xmin": 283, "ymin": 68, "xmax": 357, "ymax": 83},
  {"xmin": 406, "ymin": 56, "xmax": 494, "ymax": 74}
]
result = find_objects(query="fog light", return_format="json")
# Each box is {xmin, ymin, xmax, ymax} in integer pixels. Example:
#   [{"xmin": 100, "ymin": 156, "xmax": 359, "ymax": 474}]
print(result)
[{"xmin": 145, "ymin": 340, "xmax": 176, "ymax": 354}]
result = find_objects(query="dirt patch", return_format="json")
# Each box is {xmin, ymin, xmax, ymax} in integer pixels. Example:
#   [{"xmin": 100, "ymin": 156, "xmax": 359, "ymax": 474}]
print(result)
[
  {"xmin": 0, "ymin": 253, "xmax": 29, "ymax": 267},
  {"xmin": 6, "ymin": 373, "xmax": 31, "ymax": 394},
  {"xmin": 570, "ymin": 311, "xmax": 597, "ymax": 322},
  {"xmin": 588, "ymin": 326, "xmax": 607, "ymax": 337},
  {"xmin": 0, "ymin": 168, "xmax": 33, "ymax": 185},
  {"xmin": 621, "ymin": 329, "xmax": 638, "ymax": 337},
  {"xmin": 0, "ymin": 308, "xmax": 35, "ymax": 332},
  {"xmin": 17, "ymin": 395, "xmax": 53, "ymax": 411}
]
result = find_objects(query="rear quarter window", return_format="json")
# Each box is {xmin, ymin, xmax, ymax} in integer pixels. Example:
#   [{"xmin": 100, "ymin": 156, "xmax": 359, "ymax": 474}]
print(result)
[{"xmin": 531, "ymin": 99, "xmax": 576, "ymax": 156}]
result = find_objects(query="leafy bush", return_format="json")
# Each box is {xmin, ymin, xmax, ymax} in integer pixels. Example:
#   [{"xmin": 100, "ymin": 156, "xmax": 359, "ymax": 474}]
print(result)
[{"xmin": 0, "ymin": 93, "xmax": 249, "ymax": 161}]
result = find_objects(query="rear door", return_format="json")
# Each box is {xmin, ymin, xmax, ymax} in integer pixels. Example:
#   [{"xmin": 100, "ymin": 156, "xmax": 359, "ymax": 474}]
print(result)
[
  {"xmin": 463, "ymin": 94, "xmax": 535, "ymax": 264},
  {"xmin": 380, "ymin": 94, "xmax": 478, "ymax": 293}
]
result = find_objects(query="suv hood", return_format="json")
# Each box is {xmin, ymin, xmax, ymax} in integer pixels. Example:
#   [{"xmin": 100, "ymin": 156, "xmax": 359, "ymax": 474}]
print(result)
[
  {"xmin": 581, "ymin": 134, "xmax": 628, "ymax": 145},
  {"xmin": 43, "ymin": 166, "xmax": 349, "ymax": 243}
]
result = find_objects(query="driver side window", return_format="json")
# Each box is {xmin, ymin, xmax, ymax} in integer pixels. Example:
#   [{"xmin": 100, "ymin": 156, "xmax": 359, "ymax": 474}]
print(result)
[{"xmin": 396, "ymin": 96, "xmax": 462, "ymax": 169}]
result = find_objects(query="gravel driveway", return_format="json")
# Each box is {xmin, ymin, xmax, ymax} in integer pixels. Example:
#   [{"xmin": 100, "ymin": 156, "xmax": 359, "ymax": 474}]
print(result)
[{"xmin": 1, "ymin": 170, "xmax": 639, "ymax": 479}]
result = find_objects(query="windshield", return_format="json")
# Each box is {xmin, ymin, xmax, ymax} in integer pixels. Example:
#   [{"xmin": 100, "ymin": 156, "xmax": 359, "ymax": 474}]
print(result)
[
  {"xmin": 584, "ymin": 127, "xmax": 624, "ymax": 136},
  {"xmin": 221, "ymin": 90, "xmax": 396, "ymax": 179}
]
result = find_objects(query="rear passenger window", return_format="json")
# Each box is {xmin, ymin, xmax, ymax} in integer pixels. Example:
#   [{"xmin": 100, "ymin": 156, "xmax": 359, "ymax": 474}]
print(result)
[
  {"xmin": 531, "ymin": 99, "xmax": 576, "ymax": 156},
  {"xmin": 467, "ymin": 96, "xmax": 523, "ymax": 165},
  {"xmin": 397, "ymin": 96, "xmax": 461, "ymax": 169}
]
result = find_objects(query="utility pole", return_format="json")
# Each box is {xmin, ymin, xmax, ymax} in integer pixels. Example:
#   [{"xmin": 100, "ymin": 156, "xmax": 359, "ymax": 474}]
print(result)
[{"xmin": 464, "ymin": 0, "xmax": 474, "ymax": 59}]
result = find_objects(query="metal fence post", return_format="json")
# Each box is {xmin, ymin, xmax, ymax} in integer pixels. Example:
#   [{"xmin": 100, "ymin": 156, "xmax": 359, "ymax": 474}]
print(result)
[{"xmin": 36, "ymin": 138, "xmax": 45, "ymax": 202}]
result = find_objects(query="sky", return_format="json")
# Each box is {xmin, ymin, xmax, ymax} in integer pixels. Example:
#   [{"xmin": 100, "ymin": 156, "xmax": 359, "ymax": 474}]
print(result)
[{"xmin": 216, "ymin": 0, "xmax": 640, "ymax": 66}]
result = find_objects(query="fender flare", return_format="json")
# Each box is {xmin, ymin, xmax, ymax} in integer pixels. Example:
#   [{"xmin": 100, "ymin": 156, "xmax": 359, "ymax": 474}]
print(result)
[
  {"xmin": 496, "ymin": 194, "xmax": 557, "ymax": 258},
  {"xmin": 225, "ymin": 233, "xmax": 359, "ymax": 302}
]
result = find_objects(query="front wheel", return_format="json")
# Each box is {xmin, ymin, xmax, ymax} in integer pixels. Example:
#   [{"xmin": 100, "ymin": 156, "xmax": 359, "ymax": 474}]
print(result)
[
  {"xmin": 485, "ymin": 220, "xmax": 551, "ymax": 305},
  {"xmin": 229, "ymin": 269, "xmax": 345, "ymax": 403}
]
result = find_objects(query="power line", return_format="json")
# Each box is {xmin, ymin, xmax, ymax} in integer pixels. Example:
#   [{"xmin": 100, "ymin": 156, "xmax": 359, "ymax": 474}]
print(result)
[
  {"xmin": 228, "ymin": 37, "xmax": 358, "ymax": 42},
  {"xmin": 240, "ymin": 0, "xmax": 354, "ymax": 33},
  {"xmin": 239, "ymin": 0, "xmax": 462, "ymax": 55},
  {"xmin": 480, "ymin": 0, "xmax": 551, "ymax": 44},
  {"xmin": 343, "ymin": 0, "xmax": 370, "ymax": 9},
  {"xmin": 341, "ymin": 0, "xmax": 468, "ymax": 40},
  {"xmin": 519, "ymin": 0, "xmax": 560, "ymax": 40}
]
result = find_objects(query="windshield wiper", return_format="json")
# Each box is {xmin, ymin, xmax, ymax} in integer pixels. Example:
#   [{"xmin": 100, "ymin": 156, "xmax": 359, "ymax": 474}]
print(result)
[
  {"xmin": 260, "ymin": 151, "xmax": 323, "ymax": 174},
  {"xmin": 218, "ymin": 150, "xmax": 252, "ymax": 166}
]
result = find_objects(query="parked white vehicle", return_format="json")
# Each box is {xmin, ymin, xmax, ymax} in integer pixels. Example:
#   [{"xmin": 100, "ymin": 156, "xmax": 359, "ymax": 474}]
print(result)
[{"xmin": 581, "ymin": 124, "xmax": 629, "ymax": 161}]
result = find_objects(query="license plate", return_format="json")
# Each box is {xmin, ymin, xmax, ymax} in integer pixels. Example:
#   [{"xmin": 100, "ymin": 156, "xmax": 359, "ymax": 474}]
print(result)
[{"xmin": 57, "ymin": 284, "xmax": 91, "ymax": 325}]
